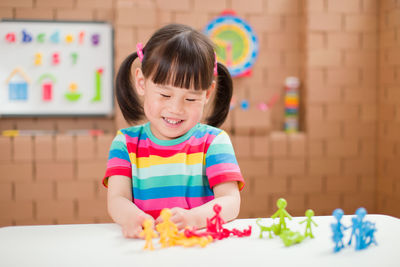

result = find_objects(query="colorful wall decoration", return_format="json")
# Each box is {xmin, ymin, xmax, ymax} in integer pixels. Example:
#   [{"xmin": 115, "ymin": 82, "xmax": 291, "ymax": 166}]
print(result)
[
  {"xmin": 204, "ymin": 10, "xmax": 259, "ymax": 77},
  {"xmin": 0, "ymin": 20, "xmax": 113, "ymax": 116}
]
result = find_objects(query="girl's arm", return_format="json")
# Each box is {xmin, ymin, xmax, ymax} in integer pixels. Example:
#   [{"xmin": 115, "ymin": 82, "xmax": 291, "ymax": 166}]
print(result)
[
  {"xmin": 107, "ymin": 175, "xmax": 154, "ymax": 238},
  {"xmin": 156, "ymin": 181, "xmax": 241, "ymax": 230}
]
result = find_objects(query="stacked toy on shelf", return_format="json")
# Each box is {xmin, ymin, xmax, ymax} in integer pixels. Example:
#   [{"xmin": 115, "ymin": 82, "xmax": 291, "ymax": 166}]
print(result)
[{"xmin": 284, "ymin": 77, "xmax": 300, "ymax": 133}]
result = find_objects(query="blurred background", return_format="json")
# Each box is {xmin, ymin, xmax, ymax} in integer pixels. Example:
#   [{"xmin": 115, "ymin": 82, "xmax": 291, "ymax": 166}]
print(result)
[{"xmin": 0, "ymin": 0, "xmax": 399, "ymax": 226}]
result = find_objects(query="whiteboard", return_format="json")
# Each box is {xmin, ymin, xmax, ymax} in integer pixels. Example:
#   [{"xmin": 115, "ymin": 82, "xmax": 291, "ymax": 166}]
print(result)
[{"xmin": 0, "ymin": 20, "xmax": 113, "ymax": 116}]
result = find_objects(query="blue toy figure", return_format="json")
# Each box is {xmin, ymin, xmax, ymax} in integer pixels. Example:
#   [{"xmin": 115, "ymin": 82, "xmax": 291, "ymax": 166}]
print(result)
[
  {"xmin": 348, "ymin": 207, "xmax": 366, "ymax": 249},
  {"xmin": 331, "ymin": 208, "xmax": 347, "ymax": 253},
  {"xmin": 358, "ymin": 221, "xmax": 377, "ymax": 250},
  {"xmin": 348, "ymin": 208, "xmax": 377, "ymax": 250}
]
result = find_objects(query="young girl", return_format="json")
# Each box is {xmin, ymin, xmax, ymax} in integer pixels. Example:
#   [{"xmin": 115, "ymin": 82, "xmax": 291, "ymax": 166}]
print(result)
[{"xmin": 103, "ymin": 24, "xmax": 245, "ymax": 238}]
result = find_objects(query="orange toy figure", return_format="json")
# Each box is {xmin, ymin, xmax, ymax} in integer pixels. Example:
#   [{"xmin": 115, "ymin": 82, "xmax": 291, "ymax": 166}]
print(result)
[
  {"xmin": 156, "ymin": 209, "xmax": 179, "ymax": 247},
  {"xmin": 174, "ymin": 235, "xmax": 213, "ymax": 248},
  {"xmin": 139, "ymin": 219, "xmax": 158, "ymax": 250}
]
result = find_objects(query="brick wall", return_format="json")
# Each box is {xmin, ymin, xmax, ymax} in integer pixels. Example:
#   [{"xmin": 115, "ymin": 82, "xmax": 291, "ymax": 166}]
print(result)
[
  {"xmin": 0, "ymin": 0, "xmax": 398, "ymax": 226},
  {"xmin": 377, "ymin": 0, "xmax": 400, "ymax": 217}
]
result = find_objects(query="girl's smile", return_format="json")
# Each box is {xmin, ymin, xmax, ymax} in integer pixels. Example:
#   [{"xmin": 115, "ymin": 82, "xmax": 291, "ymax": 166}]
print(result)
[{"xmin": 163, "ymin": 117, "xmax": 183, "ymax": 126}]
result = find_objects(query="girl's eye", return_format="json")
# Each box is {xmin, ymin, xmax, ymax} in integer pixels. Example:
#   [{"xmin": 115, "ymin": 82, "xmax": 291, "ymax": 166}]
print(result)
[
  {"xmin": 186, "ymin": 98, "xmax": 196, "ymax": 102},
  {"xmin": 160, "ymin": 94, "xmax": 170, "ymax": 98}
]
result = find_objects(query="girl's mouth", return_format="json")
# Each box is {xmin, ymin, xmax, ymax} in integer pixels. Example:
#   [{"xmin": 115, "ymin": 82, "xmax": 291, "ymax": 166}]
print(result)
[{"xmin": 163, "ymin": 117, "xmax": 183, "ymax": 125}]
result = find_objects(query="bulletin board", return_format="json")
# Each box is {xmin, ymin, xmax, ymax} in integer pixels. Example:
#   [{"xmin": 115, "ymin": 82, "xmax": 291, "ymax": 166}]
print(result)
[{"xmin": 0, "ymin": 20, "xmax": 113, "ymax": 116}]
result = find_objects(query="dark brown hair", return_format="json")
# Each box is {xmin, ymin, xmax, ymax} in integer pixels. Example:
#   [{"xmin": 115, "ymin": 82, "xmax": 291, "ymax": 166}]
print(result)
[{"xmin": 115, "ymin": 24, "xmax": 233, "ymax": 127}]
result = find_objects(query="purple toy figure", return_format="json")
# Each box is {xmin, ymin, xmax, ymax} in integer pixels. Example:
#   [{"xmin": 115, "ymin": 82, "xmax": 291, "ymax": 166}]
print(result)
[{"xmin": 331, "ymin": 208, "xmax": 347, "ymax": 253}]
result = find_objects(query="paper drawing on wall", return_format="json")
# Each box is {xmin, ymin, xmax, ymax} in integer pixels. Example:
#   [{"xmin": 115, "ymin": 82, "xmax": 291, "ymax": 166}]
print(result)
[
  {"xmin": 71, "ymin": 52, "xmax": 78, "ymax": 65},
  {"xmin": 92, "ymin": 68, "xmax": 103, "ymax": 102},
  {"xmin": 34, "ymin": 52, "xmax": 43, "ymax": 66},
  {"xmin": 22, "ymin": 29, "xmax": 33, "ymax": 43},
  {"xmin": 65, "ymin": 34, "xmax": 74, "ymax": 44},
  {"xmin": 37, "ymin": 73, "xmax": 56, "ymax": 101},
  {"xmin": 52, "ymin": 52, "xmax": 60, "ymax": 65},
  {"xmin": 204, "ymin": 10, "xmax": 259, "ymax": 77},
  {"xmin": 5, "ymin": 32, "xmax": 16, "ymax": 43},
  {"xmin": 50, "ymin": 30, "xmax": 60, "ymax": 43},
  {"xmin": 37, "ymin": 33, "xmax": 45, "ymax": 43},
  {"xmin": 64, "ymin": 82, "xmax": 81, "ymax": 102},
  {"xmin": 5, "ymin": 67, "xmax": 31, "ymax": 101}
]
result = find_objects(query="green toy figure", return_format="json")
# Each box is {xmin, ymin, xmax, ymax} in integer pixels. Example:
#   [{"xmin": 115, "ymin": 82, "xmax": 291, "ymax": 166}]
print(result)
[
  {"xmin": 279, "ymin": 229, "xmax": 305, "ymax": 247},
  {"xmin": 299, "ymin": 209, "xmax": 318, "ymax": 238},
  {"xmin": 256, "ymin": 218, "xmax": 280, "ymax": 238},
  {"xmin": 271, "ymin": 198, "xmax": 293, "ymax": 234}
]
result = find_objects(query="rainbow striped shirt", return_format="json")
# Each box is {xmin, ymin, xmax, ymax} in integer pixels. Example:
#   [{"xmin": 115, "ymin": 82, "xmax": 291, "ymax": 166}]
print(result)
[{"xmin": 103, "ymin": 122, "xmax": 244, "ymax": 219}]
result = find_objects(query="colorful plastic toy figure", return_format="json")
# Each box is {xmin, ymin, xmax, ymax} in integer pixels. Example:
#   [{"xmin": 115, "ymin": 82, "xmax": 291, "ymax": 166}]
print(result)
[
  {"xmin": 230, "ymin": 227, "xmax": 252, "ymax": 237},
  {"xmin": 348, "ymin": 207, "xmax": 367, "ymax": 247},
  {"xmin": 185, "ymin": 204, "xmax": 251, "ymax": 240},
  {"xmin": 156, "ymin": 209, "xmax": 178, "ymax": 247},
  {"xmin": 279, "ymin": 229, "xmax": 305, "ymax": 247},
  {"xmin": 331, "ymin": 208, "xmax": 347, "ymax": 253},
  {"xmin": 174, "ymin": 234, "xmax": 213, "ymax": 248},
  {"xmin": 349, "ymin": 207, "xmax": 378, "ymax": 251},
  {"xmin": 256, "ymin": 218, "xmax": 280, "ymax": 238},
  {"xmin": 139, "ymin": 219, "xmax": 158, "ymax": 250},
  {"xmin": 271, "ymin": 198, "xmax": 292, "ymax": 234},
  {"xmin": 299, "ymin": 209, "xmax": 318, "ymax": 238},
  {"xmin": 206, "ymin": 204, "xmax": 230, "ymax": 239},
  {"xmin": 359, "ymin": 221, "xmax": 377, "ymax": 250}
]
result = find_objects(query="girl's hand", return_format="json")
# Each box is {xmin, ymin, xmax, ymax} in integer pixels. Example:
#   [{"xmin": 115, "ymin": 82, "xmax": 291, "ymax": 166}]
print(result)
[
  {"xmin": 155, "ymin": 207, "xmax": 196, "ymax": 230},
  {"xmin": 121, "ymin": 213, "xmax": 154, "ymax": 239}
]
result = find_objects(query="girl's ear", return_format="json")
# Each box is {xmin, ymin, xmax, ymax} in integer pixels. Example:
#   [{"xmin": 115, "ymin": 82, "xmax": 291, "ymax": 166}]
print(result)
[
  {"xmin": 205, "ymin": 81, "xmax": 216, "ymax": 104},
  {"xmin": 135, "ymin": 68, "xmax": 146, "ymax": 96}
]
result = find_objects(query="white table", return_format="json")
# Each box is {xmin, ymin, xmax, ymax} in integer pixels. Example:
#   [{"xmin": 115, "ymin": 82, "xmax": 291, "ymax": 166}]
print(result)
[{"xmin": 0, "ymin": 215, "xmax": 398, "ymax": 267}]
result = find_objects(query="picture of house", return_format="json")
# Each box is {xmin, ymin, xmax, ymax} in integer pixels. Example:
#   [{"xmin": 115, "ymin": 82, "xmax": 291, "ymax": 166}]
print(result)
[
  {"xmin": 37, "ymin": 73, "xmax": 56, "ymax": 101},
  {"xmin": 5, "ymin": 67, "xmax": 31, "ymax": 101}
]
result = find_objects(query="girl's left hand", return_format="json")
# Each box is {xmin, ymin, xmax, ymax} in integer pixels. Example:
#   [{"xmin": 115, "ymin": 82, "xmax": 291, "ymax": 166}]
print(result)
[{"xmin": 155, "ymin": 207, "xmax": 196, "ymax": 230}]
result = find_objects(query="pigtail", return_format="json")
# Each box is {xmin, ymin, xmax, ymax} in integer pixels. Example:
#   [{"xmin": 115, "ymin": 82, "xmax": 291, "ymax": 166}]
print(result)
[
  {"xmin": 206, "ymin": 62, "xmax": 233, "ymax": 127},
  {"xmin": 115, "ymin": 52, "xmax": 145, "ymax": 124}
]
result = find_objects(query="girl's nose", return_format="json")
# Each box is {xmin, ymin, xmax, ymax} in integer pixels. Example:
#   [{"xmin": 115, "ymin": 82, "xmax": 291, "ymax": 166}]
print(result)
[{"xmin": 168, "ymin": 97, "xmax": 184, "ymax": 114}]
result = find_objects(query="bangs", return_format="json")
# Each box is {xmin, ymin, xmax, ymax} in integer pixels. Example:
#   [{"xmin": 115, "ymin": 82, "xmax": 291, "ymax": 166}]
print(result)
[{"xmin": 142, "ymin": 31, "xmax": 215, "ymax": 91}]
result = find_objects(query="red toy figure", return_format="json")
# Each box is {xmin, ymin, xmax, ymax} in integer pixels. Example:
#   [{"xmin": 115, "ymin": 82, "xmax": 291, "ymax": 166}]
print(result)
[
  {"xmin": 185, "ymin": 204, "xmax": 251, "ymax": 240},
  {"xmin": 207, "ymin": 205, "xmax": 225, "ymax": 233}
]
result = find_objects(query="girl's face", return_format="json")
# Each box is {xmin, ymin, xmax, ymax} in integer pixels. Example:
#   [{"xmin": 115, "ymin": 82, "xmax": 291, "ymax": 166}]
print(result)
[{"xmin": 135, "ymin": 68, "xmax": 215, "ymax": 140}]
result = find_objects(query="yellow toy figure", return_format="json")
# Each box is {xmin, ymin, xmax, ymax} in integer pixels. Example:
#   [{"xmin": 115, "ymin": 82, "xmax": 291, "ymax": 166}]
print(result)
[
  {"xmin": 156, "ymin": 209, "xmax": 178, "ymax": 247},
  {"xmin": 139, "ymin": 219, "xmax": 158, "ymax": 250}
]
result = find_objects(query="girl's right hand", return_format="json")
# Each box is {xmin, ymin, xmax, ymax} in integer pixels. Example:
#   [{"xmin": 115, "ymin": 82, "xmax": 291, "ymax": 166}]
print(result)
[{"xmin": 121, "ymin": 213, "xmax": 154, "ymax": 239}]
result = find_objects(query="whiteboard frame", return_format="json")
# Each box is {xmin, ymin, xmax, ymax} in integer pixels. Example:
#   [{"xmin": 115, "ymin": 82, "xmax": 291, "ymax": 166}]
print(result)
[{"xmin": 0, "ymin": 19, "xmax": 114, "ymax": 117}]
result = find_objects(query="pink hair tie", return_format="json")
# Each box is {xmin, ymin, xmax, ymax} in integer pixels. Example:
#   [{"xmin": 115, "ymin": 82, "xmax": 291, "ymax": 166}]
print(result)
[
  {"xmin": 136, "ymin": 43, "xmax": 144, "ymax": 62},
  {"xmin": 214, "ymin": 52, "xmax": 218, "ymax": 76}
]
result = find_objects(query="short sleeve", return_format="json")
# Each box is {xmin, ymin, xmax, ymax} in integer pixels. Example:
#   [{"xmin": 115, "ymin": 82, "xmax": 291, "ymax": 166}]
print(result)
[
  {"xmin": 205, "ymin": 131, "xmax": 245, "ymax": 190},
  {"xmin": 102, "ymin": 131, "xmax": 132, "ymax": 187}
]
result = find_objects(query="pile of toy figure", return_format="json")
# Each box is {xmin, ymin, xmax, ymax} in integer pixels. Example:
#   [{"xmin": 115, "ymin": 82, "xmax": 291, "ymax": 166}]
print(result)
[
  {"xmin": 256, "ymin": 198, "xmax": 317, "ymax": 246},
  {"xmin": 331, "ymin": 207, "xmax": 377, "ymax": 252},
  {"xmin": 139, "ymin": 204, "xmax": 251, "ymax": 250},
  {"xmin": 139, "ymin": 197, "xmax": 377, "ymax": 252}
]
